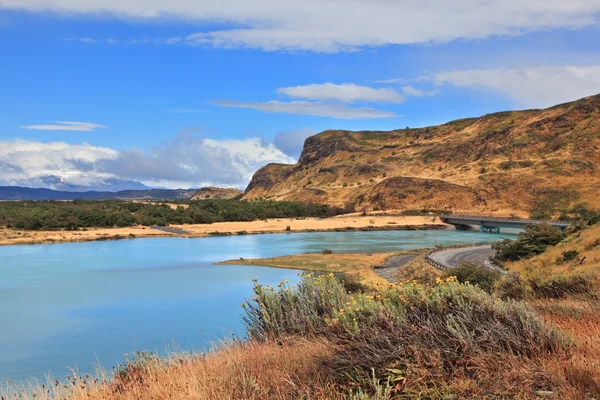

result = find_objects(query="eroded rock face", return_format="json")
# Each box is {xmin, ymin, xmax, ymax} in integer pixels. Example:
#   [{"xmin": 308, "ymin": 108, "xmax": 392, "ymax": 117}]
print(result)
[
  {"xmin": 244, "ymin": 163, "xmax": 294, "ymax": 195},
  {"xmin": 243, "ymin": 94, "xmax": 600, "ymax": 214},
  {"xmin": 298, "ymin": 133, "xmax": 356, "ymax": 166}
]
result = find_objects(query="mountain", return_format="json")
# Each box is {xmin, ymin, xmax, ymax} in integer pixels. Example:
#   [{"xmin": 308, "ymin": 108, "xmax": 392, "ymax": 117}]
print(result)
[
  {"xmin": 0, "ymin": 187, "xmax": 198, "ymax": 201},
  {"xmin": 3, "ymin": 176, "xmax": 151, "ymax": 192},
  {"xmin": 190, "ymin": 187, "xmax": 244, "ymax": 200},
  {"xmin": 243, "ymin": 94, "xmax": 600, "ymax": 216}
]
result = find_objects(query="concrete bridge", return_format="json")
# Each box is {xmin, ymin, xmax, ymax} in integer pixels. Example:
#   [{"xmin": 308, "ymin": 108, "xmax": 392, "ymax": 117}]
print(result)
[{"xmin": 440, "ymin": 215, "xmax": 571, "ymax": 233}]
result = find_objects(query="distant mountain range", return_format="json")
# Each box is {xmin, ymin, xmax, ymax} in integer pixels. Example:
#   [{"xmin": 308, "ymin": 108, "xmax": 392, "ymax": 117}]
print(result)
[{"xmin": 0, "ymin": 186, "xmax": 199, "ymax": 201}]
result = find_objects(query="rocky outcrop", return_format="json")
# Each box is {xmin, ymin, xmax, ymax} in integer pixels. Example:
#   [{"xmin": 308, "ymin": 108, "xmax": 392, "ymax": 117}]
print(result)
[{"xmin": 191, "ymin": 187, "xmax": 244, "ymax": 200}]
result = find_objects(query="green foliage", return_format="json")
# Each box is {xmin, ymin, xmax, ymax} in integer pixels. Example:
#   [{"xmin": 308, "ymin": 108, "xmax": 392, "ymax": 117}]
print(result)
[
  {"xmin": 244, "ymin": 275, "xmax": 567, "ymax": 383},
  {"xmin": 444, "ymin": 262, "xmax": 501, "ymax": 293},
  {"xmin": 322, "ymin": 249, "xmax": 333, "ymax": 255},
  {"xmin": 493, "ymin": 224, "xmax": 566, "ymax": 261},
  {"xmin": 0, "ymin": 199, "xmax": 346, "ymax": 230},
  {"xmin": 562, "ymin": 250, "xmax": 580, "ymax": 262}
]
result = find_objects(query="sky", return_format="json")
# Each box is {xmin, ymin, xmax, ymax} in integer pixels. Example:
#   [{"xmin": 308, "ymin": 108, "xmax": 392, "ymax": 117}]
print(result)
[{"xmin": 1, "ymin": 0, "xmax": 600, "ymax": 191}]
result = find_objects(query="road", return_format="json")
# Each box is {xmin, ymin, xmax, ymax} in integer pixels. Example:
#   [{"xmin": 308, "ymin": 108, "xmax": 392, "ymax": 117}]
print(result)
[
  {"xmin": 428, "ymin": 245, "xmax": 503, "ymax": 271},
  {"xmin": 374, "ymin": 254, "xmax": 418, "ymax": 282}
]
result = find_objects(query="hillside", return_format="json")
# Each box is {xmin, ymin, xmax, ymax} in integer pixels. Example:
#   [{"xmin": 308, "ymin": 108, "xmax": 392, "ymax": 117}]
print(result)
[
  {"xmin": 190, "ymin": 187, "xmax": 244, "ymax": 200},
  {"xmin": 243, "ymin": 94, "xmax": 600, "ymax": 216},
  {"xmin": 0, "ymin": 186, "xmax": 198, "ymax": 201}
]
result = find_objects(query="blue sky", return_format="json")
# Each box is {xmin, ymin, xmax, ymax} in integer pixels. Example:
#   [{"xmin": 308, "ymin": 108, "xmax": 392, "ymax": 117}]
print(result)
[{"xmin": 1, "ymin": 1, "xmax": 600, "ymax": 190}]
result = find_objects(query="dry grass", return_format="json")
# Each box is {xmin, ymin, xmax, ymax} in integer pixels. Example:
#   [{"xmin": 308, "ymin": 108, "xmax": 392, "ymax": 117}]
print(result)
[
  {"xmin": 0, "ymin": 226, "xmax": 173, "ymax": 246},
  {"xmin": 177, "ymin": 215, "xmax": 443, "ymax": 237},
  {"xmin": 217, "ymin": 252, "xmax": 397, "ymax": 287},
  {"xmin": 6, "ymin": 339, "xmax": 343, "ymax": 400},
  {"xmin": 506, "ymin": 223, "xmax": 600, "ymax": 276},
  {"xmin": 0, "ymin": 215, "xmax": 444, "ymax": 246}
]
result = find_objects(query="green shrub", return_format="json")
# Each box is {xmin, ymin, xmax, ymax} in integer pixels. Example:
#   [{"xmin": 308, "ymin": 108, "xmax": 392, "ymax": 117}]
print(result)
[
  {"xmin": 322, "ymin": 249, "xmax": 333, "ymax": 255},
  {"xmin": 444, "ymin": 262, "xmax": 501, "ymax": 293},
  {"xmin": 244, "ymin": 275, "xmax": 567, "ymax": 382},
  {"xmin": 562, "ymin": 250, "xmax": 580, "ymax": 262},
  {"xmin": 493, "ymin": 224, "xmax": 566, "ymax": 261}
]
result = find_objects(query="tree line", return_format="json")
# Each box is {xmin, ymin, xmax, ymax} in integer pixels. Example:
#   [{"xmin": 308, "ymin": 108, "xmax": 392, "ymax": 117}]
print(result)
[{"xmin": 0, "ymin": 199, "xmax": 352, "ymax": 230}]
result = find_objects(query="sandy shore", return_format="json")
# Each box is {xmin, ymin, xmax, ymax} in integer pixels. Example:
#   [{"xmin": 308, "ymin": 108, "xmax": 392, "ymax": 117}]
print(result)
[{"xmin": 0, "ymin": 215, "xmax": 446, "ymax": 246}]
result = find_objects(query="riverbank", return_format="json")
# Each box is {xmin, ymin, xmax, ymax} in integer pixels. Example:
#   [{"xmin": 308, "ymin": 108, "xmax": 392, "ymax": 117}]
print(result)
[
  {"xmin": 0, "ymin": 215, "xmax": 446, "ymax": 246},
  {"xmin": 217, "ymin": 249, "xmax": 444, "ymax": 288}
]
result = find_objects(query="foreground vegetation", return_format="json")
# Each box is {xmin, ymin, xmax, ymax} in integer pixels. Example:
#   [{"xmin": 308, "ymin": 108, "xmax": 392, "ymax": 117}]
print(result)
[
  {"xmin": 0, "ymin": 199, "xmax": 349, "ymax": 230},
  {"xmin": 5, "ymin": 223, "xmax": 600, "ymax": 399}
]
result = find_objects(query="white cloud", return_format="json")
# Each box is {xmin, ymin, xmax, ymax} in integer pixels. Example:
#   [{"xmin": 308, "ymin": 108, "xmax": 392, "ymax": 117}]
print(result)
[
  {"xmin": 277, "ymin": 83, "xmax": 404, "ymax": 103},
  {"xmin": 61, "ymin": 37, "xmax": 100, "ymax": 44},
  {"xmin": 375, "ymin": 76, "xmax": 433, "ymax": 84},
  {"xmin": 434, "ymin": 65, "xmax": 600, "ymax": 107},
  {"xmin": 402, "ymin": 85, "xmax": 439, "ymax": 97},
  {"xmin": 0, "ymin": 136, "xmax": 294, "ymax": 190},
  {"xmin": 20, "ymin": 121, "xmax": 106, "ymax": 132},
  {"xmin": 215, "ymin": 100, "xmax": 397, "ymax": 119},
  {"xmin": 7, "ymin": 0, "xmax": 600, "ymax": 52}
]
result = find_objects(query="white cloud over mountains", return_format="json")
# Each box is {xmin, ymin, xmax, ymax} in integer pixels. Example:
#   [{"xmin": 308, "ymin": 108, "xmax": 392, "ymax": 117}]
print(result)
[
  {"xmin": 378, "ymin": 65, "xmax": 600, "ymax": 108},
  {"xmin": 0, "ymin": 136, "xmax": 295, "ymax": 191},
  {"xmin": 20, "ymin": 121, "xmax": 106, "ymax": 131},
  {"xmin": 276, "ymin": 83, "xmax": 404, "ymax": 104},
  {"xmin": 435, "ymin": 65, "xmax": 600, "ymax": 108},
  {"xmin": 216, "ymin": 82, "xmax": 401, "ymax": 119},
  {"xmin": 5, "ymin": 0, "xmax": 600, "ymax": 52},
  {"xmin": 215, "ymin": 100, "xmax": 397, "ymax": 119}
]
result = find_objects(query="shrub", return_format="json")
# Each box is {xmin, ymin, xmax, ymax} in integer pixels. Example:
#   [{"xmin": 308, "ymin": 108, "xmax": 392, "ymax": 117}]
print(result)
[
  {"xmin": 562, "ymin": 250, "xmax": 580, "ymax": 262},
  {"xmin": 285, "ymin": 225, "xmax": 291, "ymax": 231},
  {"xmin": 322, "ymin": 249, "xmax": 334, "ymax": 255},
  {"xmin": 443, "ymin": 262, "xmax": 501, "ymax": 293},
  {"xmin": 530, "ymin": 274, "xmax": 595, "ymax": 299},
  {"xmin": 493, "ymin": 273, "xmax": 529, "ymax": 300},
  {"xmin": 244, "ymin": 275, "xmax": 567, "ymax": 382},
  {"xmin": 493, "ymin": 224, "xmax": 566, "ymax": 261}
]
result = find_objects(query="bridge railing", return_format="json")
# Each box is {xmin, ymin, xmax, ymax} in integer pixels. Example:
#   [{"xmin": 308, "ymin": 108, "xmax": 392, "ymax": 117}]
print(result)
[
  {"xmin": 425, "ymin": 254, "xmax": 450, "ymax": 270},
  {"xmin": 441, "ymin": 215, "xmax": 571, "ymax": 227}
]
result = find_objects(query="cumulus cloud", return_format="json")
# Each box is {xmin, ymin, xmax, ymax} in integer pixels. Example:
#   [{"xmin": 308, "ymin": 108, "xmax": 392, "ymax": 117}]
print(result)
[
  {"xmin": 20, "ymin": 121, "xmax": 106, "ymax": 132},
  {"xmin": 276, "ymin": 83, "xmax": 404, "ymax": 103},
  {"xmin": 401, "ymin": 85, "xmax": 439, "ymax": 97},
  {"xmin": 273, "ymin": 129, "xmax": 317, "ymax": 159},
  {"xmin": 7, "ymin": 0, "xmax": 600, "ymax": 52},
  {"xmin": 0, "ymin": 136, "xmax": 294, "ymax": 191},
  {"xmin": 434, "ymin": 65, "xmax": 600, "ymax": 108},
  {"xmin": 215, "ymin": 100, "xmax": 397, "ymax": 119}
]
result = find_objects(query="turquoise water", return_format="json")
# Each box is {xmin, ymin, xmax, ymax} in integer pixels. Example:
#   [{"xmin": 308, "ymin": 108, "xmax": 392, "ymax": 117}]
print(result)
[{"xmin": 0, "ymin": 229, "xmax": 502, "ymax": 383}]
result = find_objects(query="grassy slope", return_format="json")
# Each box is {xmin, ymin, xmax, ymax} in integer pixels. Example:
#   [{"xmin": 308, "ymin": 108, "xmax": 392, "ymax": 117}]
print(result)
[
  {"xmin": 243, "ymin": 94, "xmax": 600, "ymax": 216},
  {"xmin": 504, "ymin": 224, "xmax": 600, "ymax": 398}
]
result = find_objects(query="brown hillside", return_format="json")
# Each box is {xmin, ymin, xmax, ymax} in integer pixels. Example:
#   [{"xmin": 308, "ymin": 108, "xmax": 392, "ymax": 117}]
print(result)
[
  {"xmin": 191, "ymin": 187, "xmax": 244, "ymax": 200},
  {"xmin": 244, "ymin": 95, "xmax": 600, "ymax": 216}
]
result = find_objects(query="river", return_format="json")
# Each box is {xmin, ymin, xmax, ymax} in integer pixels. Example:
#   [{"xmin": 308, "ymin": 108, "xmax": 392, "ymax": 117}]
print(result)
[{"xmin": 0, "ymin": 229, "xmax": 503, "ymax": 383}]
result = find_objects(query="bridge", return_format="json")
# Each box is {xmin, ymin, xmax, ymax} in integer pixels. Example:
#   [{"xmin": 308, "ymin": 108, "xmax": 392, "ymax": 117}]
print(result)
[{"xmin": 440, "ymin": 215, "xmax": 571, "ymax": 233}]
